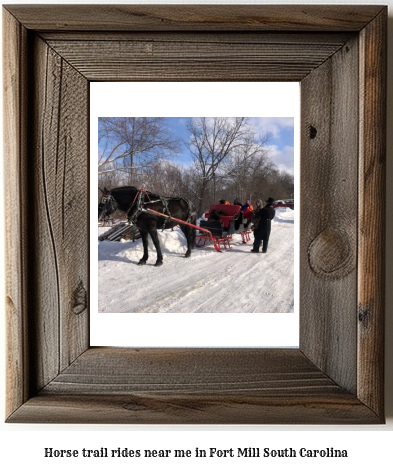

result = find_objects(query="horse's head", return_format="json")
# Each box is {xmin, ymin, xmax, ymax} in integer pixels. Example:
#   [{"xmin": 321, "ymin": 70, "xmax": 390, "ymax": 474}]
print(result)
[{"xmin": 98, "ymin": 192, "xmax": 118, "ymax": 220}]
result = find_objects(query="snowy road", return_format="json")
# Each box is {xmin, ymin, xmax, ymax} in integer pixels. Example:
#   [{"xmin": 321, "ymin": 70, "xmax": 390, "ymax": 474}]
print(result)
[{"xmin": 98, "ymin": 208, "xmax": 295, "ymax": 313}]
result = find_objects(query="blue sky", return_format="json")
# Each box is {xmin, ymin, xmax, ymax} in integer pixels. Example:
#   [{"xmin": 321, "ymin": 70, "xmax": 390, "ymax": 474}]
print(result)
[{"xmin": 165, "ymin": 117, "xmax": 295, "ymax": 175}]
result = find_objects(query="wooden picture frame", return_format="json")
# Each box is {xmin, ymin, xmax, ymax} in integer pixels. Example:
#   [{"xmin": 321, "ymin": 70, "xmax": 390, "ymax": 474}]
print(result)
[{"xmin": 3, "ymin": 5, "xmax": 386, "ymax": 424}]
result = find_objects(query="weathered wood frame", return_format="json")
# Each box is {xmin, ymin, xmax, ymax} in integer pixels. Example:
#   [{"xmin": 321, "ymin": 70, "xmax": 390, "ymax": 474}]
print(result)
[{"xmin": 3, "ymin": 5, "xmax": 386, "ymax": 423}]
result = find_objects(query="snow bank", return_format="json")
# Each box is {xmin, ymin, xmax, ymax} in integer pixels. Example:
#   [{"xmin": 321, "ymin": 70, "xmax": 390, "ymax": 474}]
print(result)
[{"xmin": 97, "ymin": 207, "xmax": 295, "ymax": 314}]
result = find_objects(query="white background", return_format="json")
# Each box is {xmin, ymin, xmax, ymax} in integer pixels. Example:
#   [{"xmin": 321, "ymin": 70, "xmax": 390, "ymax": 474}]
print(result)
[
  {"xmin": 1, "ymin": 1, "xmax": 392, "ymax": 473},
  {"xmin": 91, "ymin": 82, "xmax": 300, "ymax": 347}
]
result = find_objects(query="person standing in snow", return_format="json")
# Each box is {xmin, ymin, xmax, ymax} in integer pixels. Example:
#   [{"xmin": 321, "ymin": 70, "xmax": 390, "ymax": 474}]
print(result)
[{"xmin": 250, "ymin": 197, "xmax": 275, "ymax": 253}]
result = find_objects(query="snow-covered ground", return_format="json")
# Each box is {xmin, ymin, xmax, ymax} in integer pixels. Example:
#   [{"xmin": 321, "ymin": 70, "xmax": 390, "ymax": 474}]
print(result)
[{"xmin": 97, "ymin": 208, "xmax": 295, "ymax": 313}]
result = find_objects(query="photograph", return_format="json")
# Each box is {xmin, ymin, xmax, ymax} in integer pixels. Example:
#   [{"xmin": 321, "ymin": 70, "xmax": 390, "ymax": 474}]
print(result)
[{"xmin": 97, "ymin": 115, "xmax": 295, "ymax": 314}]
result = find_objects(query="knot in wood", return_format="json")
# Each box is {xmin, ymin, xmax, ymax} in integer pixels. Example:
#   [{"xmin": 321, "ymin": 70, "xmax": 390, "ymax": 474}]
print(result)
[
  {"xmin": 308, "ymin": 228, "xmax": 355, "ymax": 279},
  {"xmin": 73, "ymin": 281, "xmax": 87, "ymax": 315},
  {"xmin": 309, "ymin": 125, "xmax": 317, "ymax": 139},
  {"xmin": 358, "ymin": 306, "xmax": 370, "ymax": 327}
]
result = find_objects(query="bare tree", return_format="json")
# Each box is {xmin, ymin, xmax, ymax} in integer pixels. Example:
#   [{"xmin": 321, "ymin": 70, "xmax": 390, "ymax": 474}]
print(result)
[
  {"xmin": 98, "ymin": 117, "xmax": 181, "ymax": 184},
  {"xmin": 145, "ymin": 160, "xmax": 188, "ymax": 196},
  {"xmin": 97, "ymin": 116, "xmax": 294, "ymax": 213},
  {"xmin": 186, "ymin": 117, "xmax": 260, "ymax": 215},
  {"xmin": 220, "ymin": 134, "xmax": 271, "ymax": 202}
]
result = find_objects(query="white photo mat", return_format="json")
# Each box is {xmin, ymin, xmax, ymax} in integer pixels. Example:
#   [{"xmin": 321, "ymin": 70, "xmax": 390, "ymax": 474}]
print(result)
[{"xmin": 90, "ymin": 82, "xmax": 300, "ymax": 347}]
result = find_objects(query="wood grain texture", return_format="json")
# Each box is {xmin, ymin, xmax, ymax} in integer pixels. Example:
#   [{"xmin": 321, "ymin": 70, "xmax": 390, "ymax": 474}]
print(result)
[
  {"xmin": 29, "ymin": 36, "xmax": 90, "ymax": 389},
  {"xmin": 3, "ymin": 5, "xmax": 384, "ymax": 32},
  {"xmin": 300, "ymin": 36, "xmax": 359, "ymax": 394},
  {"xmin": 3, "ymin": 5, "xmax": 386, "ymax": 424},
  {"xmin": 44, "ymin": 348, "xmax": 341, "ymax": 395},
  {"xmin": 3, "ymin": 8, "xmax": 30, "ymax": 417},
  {"xmin": 358, "ymin": 9, "xmax": 387, "ymax": 416},
  {"xmin": 41, "ymin": 31, "xmax": 354, "ymax": 43},
  {"xmin": 9, "ymin": 392, "xmax": 378, "ymax": 425},
  {"xmin": 7, "ymin": 348, "xmax": 379, "ymax": 424},
  {"xmin": 45, "ymin": 36, "xmax": 349, "ymax": 82}
]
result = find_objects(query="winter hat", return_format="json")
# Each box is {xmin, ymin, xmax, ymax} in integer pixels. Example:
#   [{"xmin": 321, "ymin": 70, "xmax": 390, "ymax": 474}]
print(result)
[{"xmin": 267, "ymin": 197, "xmax": 275, "ymax": 204}]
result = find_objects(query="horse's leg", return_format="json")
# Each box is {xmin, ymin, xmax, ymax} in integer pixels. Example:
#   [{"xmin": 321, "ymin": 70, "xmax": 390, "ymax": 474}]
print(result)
[
  {"xmin": 149, "ymin": 228, "xmax": 163, "ymax": 266},
  {"xmin": 180, "ymin": 223, "xmax": 194, "ymax": 258},
  {"xmin": 137, "ymin": 229, "xmax": 149, "ymax": 265}
]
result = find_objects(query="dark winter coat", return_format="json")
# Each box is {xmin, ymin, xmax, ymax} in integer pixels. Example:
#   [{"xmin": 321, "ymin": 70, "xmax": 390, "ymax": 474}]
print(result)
[{"xmin": 252, "ymin": 204, "xmax": 275, "ymax": 241}]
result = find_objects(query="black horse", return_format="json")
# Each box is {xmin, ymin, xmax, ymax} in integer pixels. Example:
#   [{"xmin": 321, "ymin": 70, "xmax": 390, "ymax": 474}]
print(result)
[{"xmin": 98, "ymin": 186, "xmax": 196, "ymax": 266}]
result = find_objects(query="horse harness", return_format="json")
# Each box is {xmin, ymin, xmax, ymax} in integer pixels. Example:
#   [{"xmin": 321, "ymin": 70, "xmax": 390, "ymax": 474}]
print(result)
[{"xmin": 124, "ymin": 187, "xmax": 195, "ymax": 230}]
